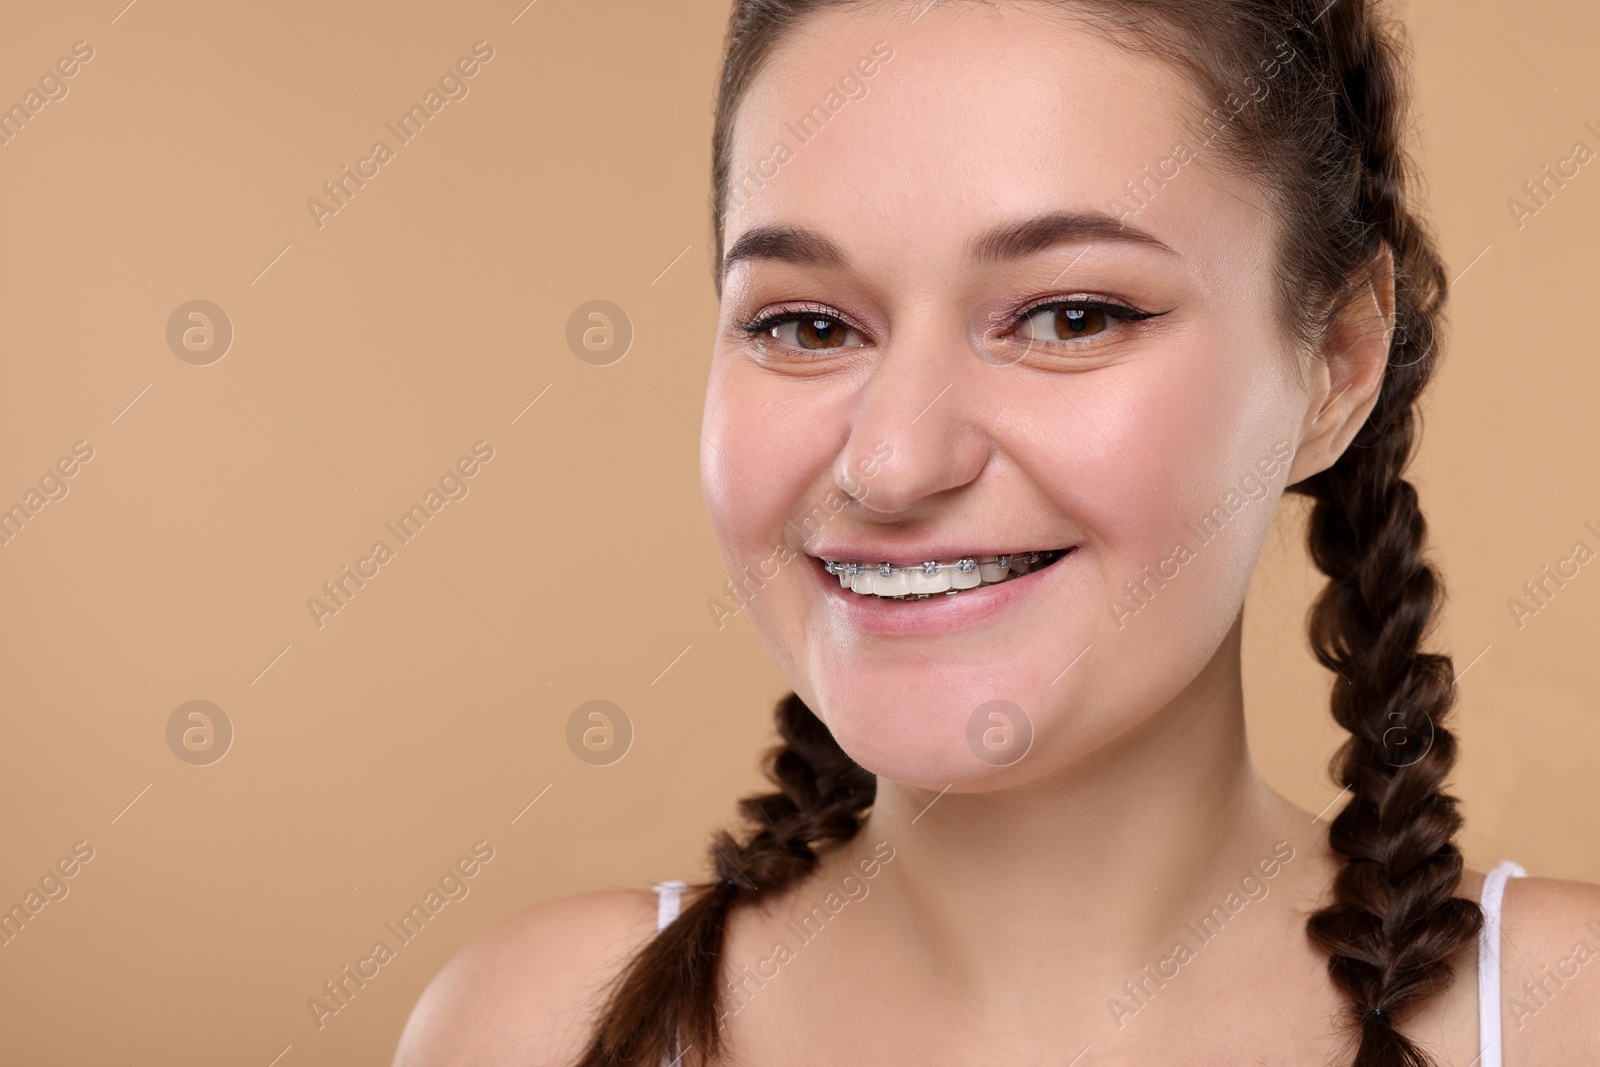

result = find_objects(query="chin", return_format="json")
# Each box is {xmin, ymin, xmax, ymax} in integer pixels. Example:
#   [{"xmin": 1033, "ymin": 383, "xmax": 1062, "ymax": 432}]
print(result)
[{"xmin": 808, "ymin": 665, "xmax": 1065, "ymax": 791}]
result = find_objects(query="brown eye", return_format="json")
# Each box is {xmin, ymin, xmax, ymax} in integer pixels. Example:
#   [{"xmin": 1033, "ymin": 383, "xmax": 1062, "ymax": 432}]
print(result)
[
  {"xmin": 768, "ymin": 315, "xmax": 864, "ymax": 350},
  {"xmin": 1018, "ymin": 304, "xmax": 1110, "ymax": 343}
]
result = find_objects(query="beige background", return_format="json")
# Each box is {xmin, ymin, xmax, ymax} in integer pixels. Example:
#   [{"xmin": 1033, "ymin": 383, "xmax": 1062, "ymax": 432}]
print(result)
[{"xmin": 0, "ymin": 0, "xmax": 1595, "ymax": 1063}]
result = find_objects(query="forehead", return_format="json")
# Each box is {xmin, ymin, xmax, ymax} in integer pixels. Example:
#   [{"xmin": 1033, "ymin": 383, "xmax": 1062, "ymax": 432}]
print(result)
[{"xmin": 724, "ymin": 3, "xmax": 1274, "ymax": 282}]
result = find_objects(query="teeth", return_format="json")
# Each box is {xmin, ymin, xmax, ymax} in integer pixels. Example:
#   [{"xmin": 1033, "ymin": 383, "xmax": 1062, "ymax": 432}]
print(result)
[
  {"xmin": 978, "ymin": 558, "xmax": 1010, "ymax": 582},
  {"xmin": 951, "ymin": 566, "xmax": 983, "ymax": 590},
  {"xmin": 870, "ymin": 569, "xmax": 912, "ymax": 596},
  {"xmin": 825, "ymin": 550, "xmax": 1065, "ymax": 600},
  {"xmin": 907, "ymin": 566, "xmax": 953, "ymax": 595}
]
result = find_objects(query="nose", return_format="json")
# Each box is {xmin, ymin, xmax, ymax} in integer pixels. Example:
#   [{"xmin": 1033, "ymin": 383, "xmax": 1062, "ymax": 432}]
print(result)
[{"xmin": 835, "ymin": 328, "xmax": 991, "ymax": 515}]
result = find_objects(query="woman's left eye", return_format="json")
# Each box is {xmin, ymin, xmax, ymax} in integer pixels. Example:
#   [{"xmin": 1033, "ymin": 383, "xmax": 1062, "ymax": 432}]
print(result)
[{"xmin": 1012, "ymin": 301, "xmax": 1133, "ymax": 344}]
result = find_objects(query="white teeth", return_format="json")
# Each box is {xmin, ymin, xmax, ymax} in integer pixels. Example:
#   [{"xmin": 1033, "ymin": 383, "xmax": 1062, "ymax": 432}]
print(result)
[
  {"xmin": 950, "ymin": 566, "xmax": 983, "ymax": 590},
  {"xmin": 871, "ymin": 569, "xmax": 912, "ymax": 596},
  {"xmin": 826, "ymin": 551, "xmax": 1063, "ymax": 600}
]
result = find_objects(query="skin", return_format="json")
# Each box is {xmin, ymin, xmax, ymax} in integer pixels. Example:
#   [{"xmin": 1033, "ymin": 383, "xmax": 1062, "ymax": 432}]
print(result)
[{"xmin": 393, "ymin": 4, "xmax": 1600, "ymax": 1065}]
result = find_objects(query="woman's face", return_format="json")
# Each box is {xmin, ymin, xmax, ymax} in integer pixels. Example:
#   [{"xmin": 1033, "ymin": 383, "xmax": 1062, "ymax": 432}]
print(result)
[{"xmin": 703, "ymin": 3, "xmax": 1318, "ymax": 789}]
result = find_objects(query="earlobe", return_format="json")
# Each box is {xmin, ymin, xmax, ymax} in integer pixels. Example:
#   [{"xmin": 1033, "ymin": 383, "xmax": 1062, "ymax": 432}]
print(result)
[{"xmin": 1286, "ymin": 246, "xmax": 1397, "ymax": 484}]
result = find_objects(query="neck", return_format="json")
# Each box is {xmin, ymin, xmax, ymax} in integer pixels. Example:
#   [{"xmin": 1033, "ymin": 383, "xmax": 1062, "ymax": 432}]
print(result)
[{"xmin": 839, "ymin": 618, "xmax": 1325, "ymax": 1018}]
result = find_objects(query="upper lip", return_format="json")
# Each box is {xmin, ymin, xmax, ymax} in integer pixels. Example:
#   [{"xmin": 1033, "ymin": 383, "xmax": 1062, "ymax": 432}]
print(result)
[{"xmin": 808, "ymin": 542, "xmax": 1076, "ymax": 566}]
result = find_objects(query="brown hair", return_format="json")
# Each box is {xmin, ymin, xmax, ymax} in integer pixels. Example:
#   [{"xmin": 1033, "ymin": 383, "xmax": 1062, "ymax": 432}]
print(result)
[{"xmin": 575, "ymin": 2, "xmax": 1479, "ymax": 1065}]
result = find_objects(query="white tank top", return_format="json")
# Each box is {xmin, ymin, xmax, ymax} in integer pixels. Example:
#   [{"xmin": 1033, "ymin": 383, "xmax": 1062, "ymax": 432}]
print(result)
[
  {"xmin": 652, "ymin": 860, "xmax": 1526, "ymax": 1063},
  {"xmin": 1477, "ymin": 859, "xmax": 1527, "ymax": 1066},
  {"xmin": 653, "ymin": 881, "xmax": 689, "ymax": 1067}
]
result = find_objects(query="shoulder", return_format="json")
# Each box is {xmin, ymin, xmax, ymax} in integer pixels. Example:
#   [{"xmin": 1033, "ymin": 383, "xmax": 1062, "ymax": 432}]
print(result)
[
  {"xmin": 1498, "ymin": 873, "xmax": 1600, "ymax": 1062},
  {"xmin": 390, "ymin": 886, "xmax": 662, "ymax": 1067}
]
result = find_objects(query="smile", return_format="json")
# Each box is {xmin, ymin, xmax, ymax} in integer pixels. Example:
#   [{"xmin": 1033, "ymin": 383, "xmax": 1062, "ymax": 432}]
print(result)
[{"xmin": 821, "ymin": 549, "xmax": 1073, "ymax": 600}]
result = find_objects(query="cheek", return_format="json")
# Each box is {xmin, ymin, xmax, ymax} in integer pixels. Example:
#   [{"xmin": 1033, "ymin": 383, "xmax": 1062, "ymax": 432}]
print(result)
[
  {"xmin": 1023, "ymin": 337, "xmax": 1298, "ymax": 648},
  {"xmin": 702, "ymin": 360, "xmax": 781, "ymax": 552},
  {"xmin": 701, "ymin": 355, "xmax": 836, "ymax": 584},
  {"xmin": 703, "ymin": 357, "xmax": 858, "ymax": 701}
]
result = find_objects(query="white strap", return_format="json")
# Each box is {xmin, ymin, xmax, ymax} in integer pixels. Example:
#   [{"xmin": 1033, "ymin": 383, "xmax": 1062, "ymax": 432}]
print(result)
[
  {"xmin": 652, "ymin": 881, "xmax": 690, "ymax": 1067},
  {"xmin": 654, "ymin": 879, "xmax": 687, "ymax": 932},
  {"xmin": 1478, "ymin": 859, "xmax": 1527, "ymax": 1067}
]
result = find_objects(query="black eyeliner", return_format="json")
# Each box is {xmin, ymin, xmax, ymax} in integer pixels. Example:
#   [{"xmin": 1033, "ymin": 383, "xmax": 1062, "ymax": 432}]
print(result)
[
  {"xmin": 739, "ymin": 304, "xmax": 853, "ymax": 335},
  {"xmin": 1010, "ymin": 297, "xmax": 1169, "ymax": 324}
]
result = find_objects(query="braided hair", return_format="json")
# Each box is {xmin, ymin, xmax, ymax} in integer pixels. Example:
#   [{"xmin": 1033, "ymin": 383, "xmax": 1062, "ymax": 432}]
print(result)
[
  {"xmin": 1290, "ymin": 12, "xmax": 1485, "ymax": 1065},
  {"xmin": 574, "ymin": 694, "xmax": 874, "ymax": 1067},
  {"xmin": 575, "ymin": 2, "xmax": 1476, "ymax": 1065}
]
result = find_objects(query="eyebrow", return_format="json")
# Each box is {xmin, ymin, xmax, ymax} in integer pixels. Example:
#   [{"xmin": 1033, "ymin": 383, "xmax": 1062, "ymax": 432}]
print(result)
[{"xmin": 718, "ymin": 209, "xmax": 1176, "ymax": 282}]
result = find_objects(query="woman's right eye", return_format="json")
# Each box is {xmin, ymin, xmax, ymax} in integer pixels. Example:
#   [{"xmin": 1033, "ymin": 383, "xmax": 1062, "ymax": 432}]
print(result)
[{"xmin": 746, "ymin": 312, "xmax": 867, "ymax": 351}]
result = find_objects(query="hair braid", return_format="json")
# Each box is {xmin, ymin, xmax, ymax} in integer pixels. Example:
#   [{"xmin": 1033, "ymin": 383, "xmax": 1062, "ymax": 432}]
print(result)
[
  {"xmin": 573, "ymin": 694, "xmax": 874, "ymax": 1067},
  {"xmin": 1291, "ymin": 3, "xmax": 1483, "ymax": 1063}
]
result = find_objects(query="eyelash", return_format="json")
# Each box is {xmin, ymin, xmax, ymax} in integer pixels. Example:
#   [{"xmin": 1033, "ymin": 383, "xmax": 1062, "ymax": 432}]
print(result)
[
  {"xmin": 1012, "ymin": 296, "xmax": 1165, "ymax": 337},
  {"xmin": 737, "ymin": 298, "xmax": 1164, "ymax": 351}
]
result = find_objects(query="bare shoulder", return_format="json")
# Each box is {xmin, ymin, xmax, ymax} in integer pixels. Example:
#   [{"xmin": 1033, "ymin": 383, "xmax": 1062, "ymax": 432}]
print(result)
[
  {"xmin": 390, "ymin": 886, "xmax": 661, "ymax": 1067},
  {"xmin": 1498, "ymin": 874, "xmax": 1600, "ymax": 1062}
]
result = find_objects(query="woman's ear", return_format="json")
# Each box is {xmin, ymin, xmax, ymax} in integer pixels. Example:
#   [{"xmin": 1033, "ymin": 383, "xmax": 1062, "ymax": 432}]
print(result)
[{"xmin": 1286, "ymin": 244, "xmax": 1396, "ymax": 484}]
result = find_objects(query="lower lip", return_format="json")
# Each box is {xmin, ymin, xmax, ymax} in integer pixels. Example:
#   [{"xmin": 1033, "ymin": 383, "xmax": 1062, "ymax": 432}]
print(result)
[{"xmin": 813, "ymin": 549, "xmax": 1078, "ymax": 636}]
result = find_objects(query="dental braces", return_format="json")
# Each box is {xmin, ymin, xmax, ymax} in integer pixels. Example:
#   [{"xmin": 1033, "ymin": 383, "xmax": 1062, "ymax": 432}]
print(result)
[{"xmin": 823, "ymin": 551, "xmax": 1051, "ymax": 579}]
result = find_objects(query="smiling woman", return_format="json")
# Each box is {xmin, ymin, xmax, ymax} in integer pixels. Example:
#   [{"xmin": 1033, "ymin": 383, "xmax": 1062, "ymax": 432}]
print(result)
[{"xmin": 393, "ymin": 2, "xmax": 1600, "ymax": 1066}]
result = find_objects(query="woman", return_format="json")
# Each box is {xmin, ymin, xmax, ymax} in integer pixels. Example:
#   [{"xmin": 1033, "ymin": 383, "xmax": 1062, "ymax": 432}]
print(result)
[{"xmin": 396, "ymin": 1, "xmax": 1600, "ymax": 1064}]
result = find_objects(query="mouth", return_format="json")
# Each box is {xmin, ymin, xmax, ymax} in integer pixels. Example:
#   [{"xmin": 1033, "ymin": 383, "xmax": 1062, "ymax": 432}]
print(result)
[{"xmin": 820, "ymin": 548, "xmax": 1075, "ymax": 600}]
